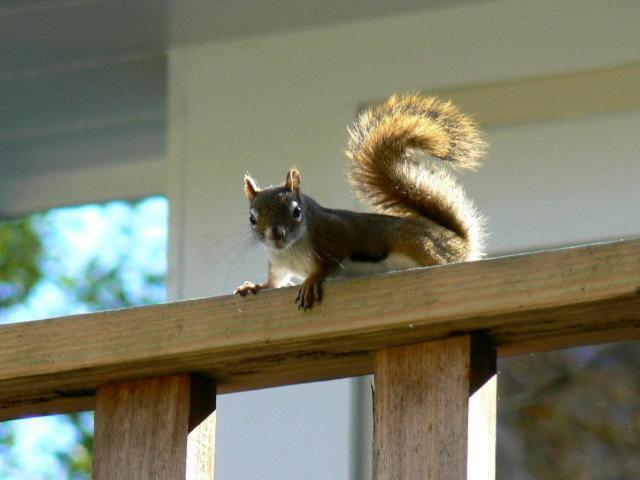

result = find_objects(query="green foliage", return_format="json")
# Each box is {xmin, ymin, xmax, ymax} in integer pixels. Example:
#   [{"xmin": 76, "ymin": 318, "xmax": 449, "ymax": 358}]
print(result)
[
  {"xmin": 0, "ymin": 422, "xmax": 15, "ymax": 450},
  {"xmin": 0, "ymin": 217, "xmax": 43, "ymax": 308},
  {"xmin": 54, "ymin": 414, "xmax": 93, "ymax": 479},
  {"xmin": 0, "ymin": 423, "xmax": 17, "ymax": 475},
  {"xmin": 59, "ymin": 258, "xmax": 164, "ymax": 310}
]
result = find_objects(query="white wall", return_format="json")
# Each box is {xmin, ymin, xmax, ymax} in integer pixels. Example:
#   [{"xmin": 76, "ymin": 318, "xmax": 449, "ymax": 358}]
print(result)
[
  {"xmin": 472, "ymin": 111, "xmax": 640, "ymax": 254},
  {"xmin": 168, "ymin": 0, "xmax": 640, "ymax": 478}
]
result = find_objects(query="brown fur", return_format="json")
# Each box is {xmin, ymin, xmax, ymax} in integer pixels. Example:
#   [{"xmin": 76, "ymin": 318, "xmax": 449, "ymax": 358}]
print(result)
[{"xmin": 346, "ymin": 93, "xmax": 487, "ymax": 259}]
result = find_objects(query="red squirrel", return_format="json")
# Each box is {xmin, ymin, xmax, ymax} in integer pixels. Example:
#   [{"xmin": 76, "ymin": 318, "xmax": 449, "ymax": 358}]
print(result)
[{"xmin": 234, "ymin": 93, "xmax": 487, "ymax": 309}]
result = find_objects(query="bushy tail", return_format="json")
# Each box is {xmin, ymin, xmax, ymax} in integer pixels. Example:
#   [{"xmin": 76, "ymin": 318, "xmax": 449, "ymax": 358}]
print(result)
[{"xmin": 346, "ymin": 93, "xmax": 487, "ymax": 259}]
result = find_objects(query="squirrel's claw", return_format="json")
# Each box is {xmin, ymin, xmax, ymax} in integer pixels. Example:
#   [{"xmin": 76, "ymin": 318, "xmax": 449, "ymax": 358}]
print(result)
[
  {"xmin": 234, "ymin": 281, "xmax": 261, "ymax": 296},
  {"xmin": 296, "ymin": 278, "xmax": 323, "ymax": 310}
]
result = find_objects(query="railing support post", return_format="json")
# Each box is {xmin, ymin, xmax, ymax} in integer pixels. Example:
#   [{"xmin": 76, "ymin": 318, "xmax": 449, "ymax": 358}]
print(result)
[
  {"xmin": 93, "ymin": 373, "xmax": 216, "ymax": 480},
  {"xmin": 373, "ymin": 335, "xmax": 496, "ymax": 480}
]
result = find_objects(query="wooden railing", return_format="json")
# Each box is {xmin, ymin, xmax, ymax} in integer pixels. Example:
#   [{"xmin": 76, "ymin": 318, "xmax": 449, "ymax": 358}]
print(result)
[{"xmin": 1, "ymin": 239, "xmax": 639, "ymax": 479}]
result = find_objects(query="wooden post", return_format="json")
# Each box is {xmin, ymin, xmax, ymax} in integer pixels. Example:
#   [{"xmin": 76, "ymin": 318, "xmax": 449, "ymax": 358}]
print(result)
[
  {"xmin": 93, "ymin": 374, "xmax": 216, "ymax": 480},
  {"xmin": 373, "ymin": 336, "xmax": 496, "ymax": 480}
]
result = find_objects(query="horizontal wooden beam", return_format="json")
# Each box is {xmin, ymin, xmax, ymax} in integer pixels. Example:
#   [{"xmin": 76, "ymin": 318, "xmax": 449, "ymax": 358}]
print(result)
[
  {"xmin": 433, "ymin": 63, "xmax": 640, "ymax": 127},
  {"xmin": 1, "ymin": 239, "xmax": 639, "ymax": 421}
]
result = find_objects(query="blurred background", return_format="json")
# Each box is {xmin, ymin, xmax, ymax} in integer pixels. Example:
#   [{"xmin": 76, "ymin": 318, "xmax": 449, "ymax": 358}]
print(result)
[{"xmin": 1, "ymin": 0, "xmax": 639, "ymax": 478}]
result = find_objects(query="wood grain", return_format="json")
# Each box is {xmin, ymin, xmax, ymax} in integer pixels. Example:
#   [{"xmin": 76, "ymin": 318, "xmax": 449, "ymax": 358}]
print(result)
[
  {"xmin": 93, "ymin": 374, "xmax": 216, "ymax": 480},
  {"xmin": 1, "ymin": 239, "xmax": 639, "ymax": 420},
  {"xmin": 373, "ymin": 336, "xmax": 496, "ymax": 480}
]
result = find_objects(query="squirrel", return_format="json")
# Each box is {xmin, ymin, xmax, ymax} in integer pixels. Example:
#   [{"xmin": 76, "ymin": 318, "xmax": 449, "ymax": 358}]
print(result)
[{"xmin": 234, "ymin": 93, "xmax": 487, "ymax": 309}]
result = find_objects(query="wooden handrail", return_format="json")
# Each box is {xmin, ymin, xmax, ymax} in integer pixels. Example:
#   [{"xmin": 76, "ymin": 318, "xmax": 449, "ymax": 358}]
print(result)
[{"xmin": 1, "ymin": 238, "xmax": 639, "ymax": 422}]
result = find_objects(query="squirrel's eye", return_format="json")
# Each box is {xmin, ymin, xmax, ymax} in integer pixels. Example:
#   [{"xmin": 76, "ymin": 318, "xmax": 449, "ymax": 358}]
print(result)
[
  {"xmin": 249, "ymin": 214, "xmax": 257, "ymax": 225},
  {"xmin": 292, "ymin": 206, "xmax": 302, "ymax": 219}
]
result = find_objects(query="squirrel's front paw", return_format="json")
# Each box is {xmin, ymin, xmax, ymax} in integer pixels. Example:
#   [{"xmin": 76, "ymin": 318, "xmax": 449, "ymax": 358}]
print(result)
[
  {"xmin": 234, "ymin": 281, "xmax": 261, "ymax": 296},
  {"xmin": 296, "ymin": 279, "xmax": 323, "ymax": 310}
]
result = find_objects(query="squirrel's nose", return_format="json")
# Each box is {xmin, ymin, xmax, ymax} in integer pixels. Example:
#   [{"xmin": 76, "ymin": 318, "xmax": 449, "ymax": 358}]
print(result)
[{"xmin": 267, "ymin": 225, "xmax": 286, "ymax": 241}]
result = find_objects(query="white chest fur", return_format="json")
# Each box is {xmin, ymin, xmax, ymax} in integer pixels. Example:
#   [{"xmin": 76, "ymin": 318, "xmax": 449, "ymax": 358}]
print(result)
[
  {"xmin": 268, "ymin": 235, "xmax": 316, "ymax": 286},
  {"xmin": 269, "ymin": 233, "xmax": 419, "ymax": 286}
]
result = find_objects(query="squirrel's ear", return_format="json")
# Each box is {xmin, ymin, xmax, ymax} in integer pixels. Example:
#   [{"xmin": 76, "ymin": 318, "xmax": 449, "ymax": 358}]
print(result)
[
  {"xmin": 285, "ymin": 168, "xmax": 301, "ymax": 193},
  {"xmin": 244, "ymin": 174, "xmax": 259, "ymax": 200}
]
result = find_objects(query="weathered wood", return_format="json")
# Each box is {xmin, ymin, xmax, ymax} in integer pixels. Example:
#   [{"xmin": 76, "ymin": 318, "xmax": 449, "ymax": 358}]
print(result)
[
  {"xmin": 93, "ymin": 374, "xmax": 216, "ymax": 480},
  {"xmin": 1, "ymin": 239, "xmax": 639, "ymax": 420},
  {"xmin": 187, "ymin": 376, "xmax": 217, "ymax": 480},
  {"xmin": 373, "ymin": 336, "xmax": 496, "ymax": 480}
]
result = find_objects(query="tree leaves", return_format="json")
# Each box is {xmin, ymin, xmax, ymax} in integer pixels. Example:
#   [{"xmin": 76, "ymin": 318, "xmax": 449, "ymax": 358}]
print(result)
[{"xmin": 0, "ymin": 217, "xmax": 43, "ymax": 308}]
